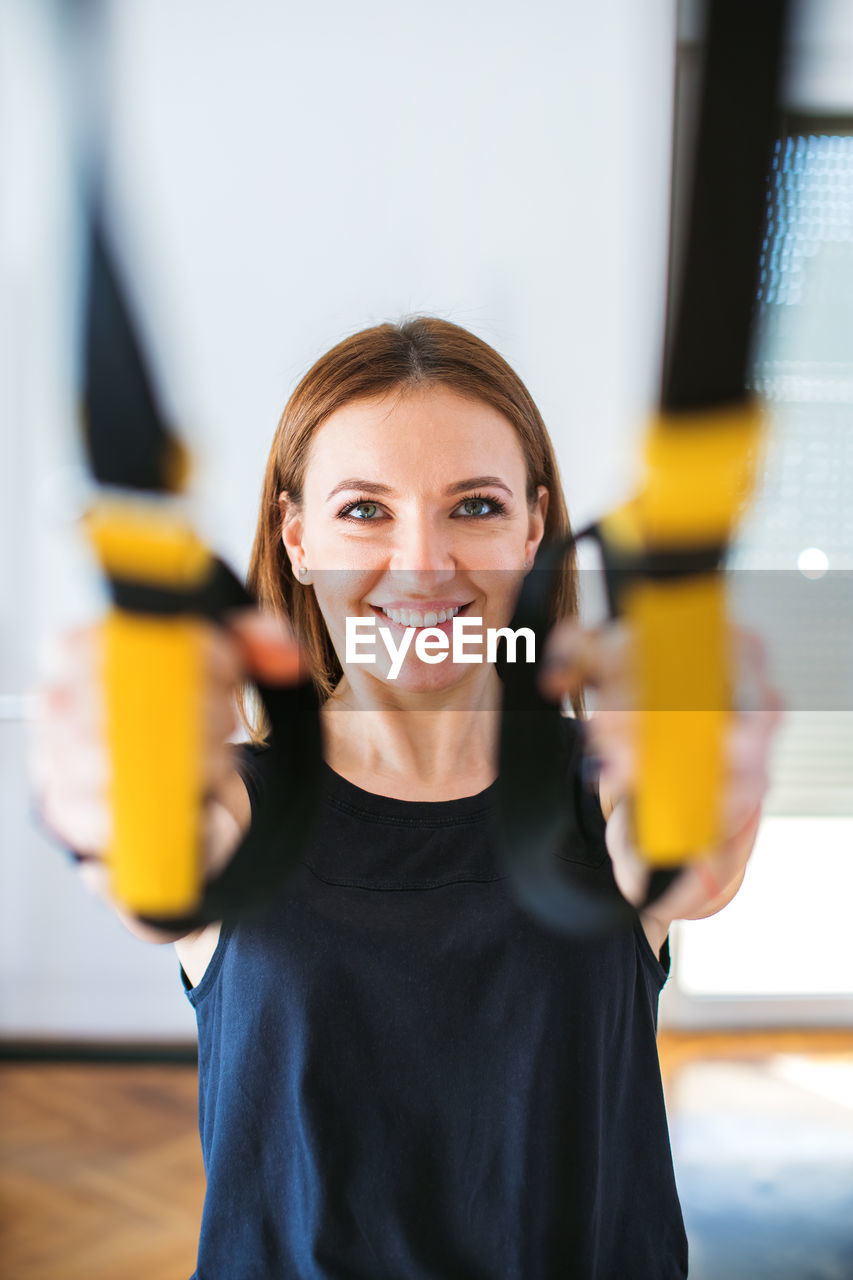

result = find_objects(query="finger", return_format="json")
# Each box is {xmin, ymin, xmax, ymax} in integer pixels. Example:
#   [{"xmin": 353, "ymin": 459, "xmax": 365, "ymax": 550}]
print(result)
[
  {"xmin": 36, "ymin": 630, "xmax": 104, "ymax": 733},
  {"xmin": 38, "ymin": 779, "xmax": 111, "ymax": 856},
  {"xmin": 226, "ymin": 609, "xmax": 307, "ymax": 685},
  {"xmin": 591, "ymin": 700, "xmax": 782, "ymax": 819},
  {"xmin": 721, "ymin": 706, "xmax": 781, "ymax": 830},
  {"xmin": 722, "ymin": 773, "xmax": 769, "ymax": 835},
  {"xmin": 732, "ymin": 627, "xmax": 785, "ymax": 717},
  {"xmin": 646, "ymin": 838, "xmax": 752, "ymax": 923},
  {"xmin": 586, "ymin": 718, "xmax": 635, "ymax": 795},
  {"xmin": 35, "ymin": 625, "xmax": 100, "ymax": 683},
  {"xmin": 727, "ymin": 707, "xmax": 782, "ymax": 766},
  {"xmin": 601, "ymin": 803, "xmax": 743, "ymax": 918},
  {"xmin": 641, "ymin": 789, "xmax": 763, "ymax": 921},
  {"xmin": 732, "ymin": 626, "xmax": 768, "ymax": 677},
  {"xmin": 538, "ymin": 622, "xmax": 631, "ymax": 702},
  {"xmin": 202, "ymin": 623, "xmax": 246, "ymax": 688},
  {"xmin": 643, "ymin": 865, "xmax": 722, "ymax": 924}
]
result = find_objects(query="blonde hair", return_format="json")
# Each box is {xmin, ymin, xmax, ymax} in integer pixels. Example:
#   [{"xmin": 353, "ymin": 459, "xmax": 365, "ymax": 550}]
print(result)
[{"xmin": 239, "ymin": 316, "xmax": 581, "ymax": 740}]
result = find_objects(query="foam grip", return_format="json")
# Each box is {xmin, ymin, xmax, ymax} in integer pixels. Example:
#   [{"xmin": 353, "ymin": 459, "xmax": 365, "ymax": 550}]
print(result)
[
  {"xmin": 86, "ymin": 497, "xmax": 215, "ymax": 916},
  {"xmin": 627, "ymin": 573, "xmax": 730, "ymax": 865},
  {"xmin": 101, "ymin": 608, "xmax": 207, "ymax": 914}
]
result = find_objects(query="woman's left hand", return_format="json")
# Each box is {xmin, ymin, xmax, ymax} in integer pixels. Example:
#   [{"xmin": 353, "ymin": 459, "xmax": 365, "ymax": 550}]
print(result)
[{"xmin": 538, "ymin": 622, "xmax": 783, "ymax": 931}]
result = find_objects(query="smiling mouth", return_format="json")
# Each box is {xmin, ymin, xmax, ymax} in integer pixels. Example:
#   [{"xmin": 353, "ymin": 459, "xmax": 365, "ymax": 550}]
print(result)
[{"xmin": 369, "ymin": 602, "xmax": 474, "ymax": 629}]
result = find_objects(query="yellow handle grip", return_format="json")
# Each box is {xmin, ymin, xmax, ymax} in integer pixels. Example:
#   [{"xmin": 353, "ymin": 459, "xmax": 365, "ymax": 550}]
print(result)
[
  {"xmin": 87, "ymin": 497, "xmax": 212, "ymax": 915},
  {"xmin": 628, "ymin": 574, "xmax": 729, "ymax": 865},
  {"xmin": 101, "ymin": 609, "xmax": 207, "ymax": 913},
  {"xmin": 602, "ymin": 401, "xmax": 765, "ymax": 866}
]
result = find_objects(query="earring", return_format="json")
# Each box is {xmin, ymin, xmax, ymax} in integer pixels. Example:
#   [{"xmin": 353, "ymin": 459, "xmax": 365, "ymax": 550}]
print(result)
[
  {"xmin": 299, "ymin": 567, "xmax": 308, "ymax": 577},
  {"xmin": 296, "ymin": 565, "xmax": 312, "ymax": 584}
]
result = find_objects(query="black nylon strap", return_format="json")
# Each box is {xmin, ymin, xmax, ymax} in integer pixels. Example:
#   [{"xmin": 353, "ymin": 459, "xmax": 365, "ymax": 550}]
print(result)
[
  {"xmin": 84, "ymin": 213, "xmax": 183, "ymax": 492},
  {"xmin": 494, "ymin": 2, "xmax": 790, "ymax": 936},
  {"xmin": 83, "ymin": 198, "xmax": 325, "ymax": 930},
  {"xmin": 661, "ymin": 0, "xmax": 789, "ymax": 410},
  {"xmin": 109, "ymin": 576, "xmax": 215, "ymax": 616},
  {"xmin": 496, "ymin": 535, "xmax": 680, "ymax": 938}
]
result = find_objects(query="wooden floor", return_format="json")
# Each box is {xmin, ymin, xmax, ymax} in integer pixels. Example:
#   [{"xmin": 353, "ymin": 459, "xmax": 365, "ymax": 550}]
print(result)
[
  {"xmin": 1, "ymin": 1031, "xmax": 852, "ymax": 1280},
  {"xmin": 0, "ymin": 1062, "xmax": 203, "ymax": 1280}
]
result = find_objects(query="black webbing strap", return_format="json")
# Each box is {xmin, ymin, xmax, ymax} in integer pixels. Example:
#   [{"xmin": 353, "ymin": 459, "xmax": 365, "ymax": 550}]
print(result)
[
  {"xmin": 83, "ymin": 208, "xmax": 325, "ymax": 931},
  {"xmin": 496, "ymin": 533, "xmax": 687, "ymax": 937},
  {"xmin": 662, "ymin": 0, "xmax": 789, "ymax": 410},
  {"xmin": 495, "ymin": 0, "xmax": 790, "ymax": 936},
  {"xmin": 496, "ymin": 536, "xmax": 638, "ymax": 936}
]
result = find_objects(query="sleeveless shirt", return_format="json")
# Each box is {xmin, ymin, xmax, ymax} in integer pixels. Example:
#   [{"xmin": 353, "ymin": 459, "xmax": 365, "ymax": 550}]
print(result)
[{"xmin": 183, "ymin": 721, "xmax": 688, "ymax": 1279}]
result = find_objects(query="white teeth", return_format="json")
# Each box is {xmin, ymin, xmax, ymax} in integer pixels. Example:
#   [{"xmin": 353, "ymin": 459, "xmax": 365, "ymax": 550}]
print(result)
[{"xmin": 377, "ymin": 604, "xmax": 464, "ymax": 627}]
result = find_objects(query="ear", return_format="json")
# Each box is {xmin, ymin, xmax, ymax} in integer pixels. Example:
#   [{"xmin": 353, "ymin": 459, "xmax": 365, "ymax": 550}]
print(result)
[
  {"xmin": 278, "ymin": 490, "xmax": 307, "ymax": 581},
  {"xmin": 524, "ymin": 485, "xmax": 549, "ymax": 570}
]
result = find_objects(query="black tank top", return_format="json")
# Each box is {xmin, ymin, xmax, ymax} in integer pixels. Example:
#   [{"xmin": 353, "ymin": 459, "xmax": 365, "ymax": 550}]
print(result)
[{"xmin": 183, "ymin": 722, "xmax": 688, "ymax": 1279}]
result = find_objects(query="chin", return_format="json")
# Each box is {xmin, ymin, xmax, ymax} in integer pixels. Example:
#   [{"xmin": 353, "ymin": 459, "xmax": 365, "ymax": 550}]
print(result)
[{"xmin": 376, "ymin": 659, "xmax": 489, "ymax": 699}]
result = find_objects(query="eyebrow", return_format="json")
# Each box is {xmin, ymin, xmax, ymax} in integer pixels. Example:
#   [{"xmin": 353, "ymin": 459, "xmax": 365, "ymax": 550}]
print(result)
[{"xmin": 325, "ymin": 476, "xmax": 515, "ymax": 501}]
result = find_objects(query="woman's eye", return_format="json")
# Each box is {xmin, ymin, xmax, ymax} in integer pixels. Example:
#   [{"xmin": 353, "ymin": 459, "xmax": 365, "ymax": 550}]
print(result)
[
  {"xmin": 340, "ymin": 501, "xmax": 381, "ymax": 520},
  {"xmin": 457, "ymin": 496, "xmax": 504, "ymax": 517}
]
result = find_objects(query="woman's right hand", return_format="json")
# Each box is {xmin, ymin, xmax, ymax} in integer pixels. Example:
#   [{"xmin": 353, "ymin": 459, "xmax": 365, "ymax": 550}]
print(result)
[{"xmin": 27, "ymin": 610, "xmax": 304, "ymax": 914}]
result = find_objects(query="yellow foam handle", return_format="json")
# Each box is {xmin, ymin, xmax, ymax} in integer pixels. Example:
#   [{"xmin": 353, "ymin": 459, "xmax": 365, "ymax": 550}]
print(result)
[
  {"xmin": 600, "ymin": 401, "xmax": 765, "ymax": 866},
  {"xmin": 87, "ymin": 497, "xmax": 213, "ymax": 915},
  {"xmin": 627, "ymin": 574, "xmax": 729, "ymax": 865},
  {"xmin": 101, "ymin": 610, "xmax": 206, "ymax": 913}
]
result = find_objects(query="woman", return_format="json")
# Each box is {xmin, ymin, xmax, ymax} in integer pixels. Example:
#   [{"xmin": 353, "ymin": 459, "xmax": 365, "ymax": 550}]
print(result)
[{"xmin": 33, "ymin": 317, "xmax": 777, "ymax": 1279}]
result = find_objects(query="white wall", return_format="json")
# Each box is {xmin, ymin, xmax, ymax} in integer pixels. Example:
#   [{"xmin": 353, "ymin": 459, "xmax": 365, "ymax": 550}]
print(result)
[{"xmin": 0, "ymin": 0, "xmax": 677, "ymax": 1041}]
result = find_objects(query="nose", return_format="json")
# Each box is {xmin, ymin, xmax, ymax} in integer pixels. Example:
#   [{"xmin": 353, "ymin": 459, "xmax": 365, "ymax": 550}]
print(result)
[{"xmin": 387, "ymin": 511, "xmax": 457, "ymax": 592}]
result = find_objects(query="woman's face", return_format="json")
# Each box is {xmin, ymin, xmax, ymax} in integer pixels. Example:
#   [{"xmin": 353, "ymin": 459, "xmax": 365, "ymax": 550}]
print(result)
[{"xmin": 280, "ymin": 384, "xmax": 548, "ymax": 696}]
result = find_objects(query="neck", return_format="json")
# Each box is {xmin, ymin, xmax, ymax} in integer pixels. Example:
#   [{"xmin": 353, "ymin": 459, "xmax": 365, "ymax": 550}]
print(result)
[{"xmin": 320, "ymin": 667, "xmax": 502, "ymax": 798}]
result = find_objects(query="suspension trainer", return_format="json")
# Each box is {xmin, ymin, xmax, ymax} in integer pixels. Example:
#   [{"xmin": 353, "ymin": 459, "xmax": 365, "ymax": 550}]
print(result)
[
  {"xmin": 495, "ymin": 0, "xmax": 790, "ymax": 935},
  {"xmin": 82, "ymin": 209, "xmax": 324, "ymax": 931}
]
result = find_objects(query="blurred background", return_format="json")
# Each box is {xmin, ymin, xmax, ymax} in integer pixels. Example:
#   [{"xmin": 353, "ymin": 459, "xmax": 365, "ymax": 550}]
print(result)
[{"xmin": 1, "ymin": 0, "xmax": 851, "ymax": 1277}]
